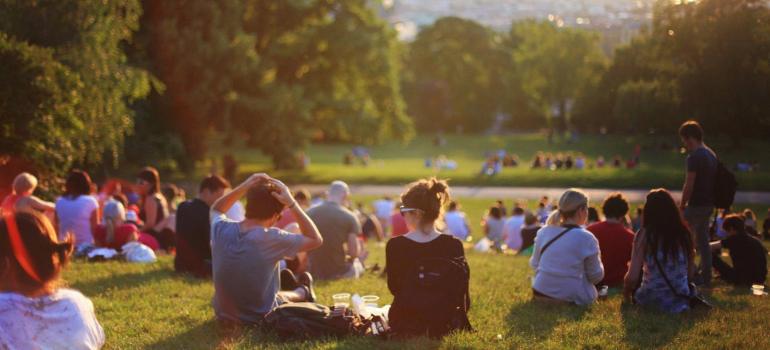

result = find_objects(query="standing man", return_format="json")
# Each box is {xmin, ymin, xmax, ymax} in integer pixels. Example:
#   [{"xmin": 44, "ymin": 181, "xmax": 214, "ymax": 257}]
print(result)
[
  {"xmin": 307, "ymin": 181, "xmax": 364, "ymax": 280},
  {"xmin": 679, "ymin": 120, "xmax": 718, "ymax": 287}
]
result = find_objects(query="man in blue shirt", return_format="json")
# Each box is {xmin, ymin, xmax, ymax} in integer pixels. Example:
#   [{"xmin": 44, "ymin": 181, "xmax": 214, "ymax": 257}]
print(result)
[
  {"xmin": 679, "ymin": 120, "xmax": 718, "ymax": 286},
  {"xmin": 209, "ymin": 173, "xmax": 324, "ymax": 325}
]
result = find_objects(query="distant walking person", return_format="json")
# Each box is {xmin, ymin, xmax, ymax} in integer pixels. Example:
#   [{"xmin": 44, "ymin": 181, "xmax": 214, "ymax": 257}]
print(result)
[{"xmin": 678, "ymin": 121, "xmax": 718, "ymax": 286}]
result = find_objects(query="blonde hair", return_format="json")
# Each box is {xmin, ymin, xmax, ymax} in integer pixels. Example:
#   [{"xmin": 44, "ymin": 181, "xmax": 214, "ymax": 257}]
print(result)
[
  {"xmin": 12, "ymin": 172, "xmax": 37, "ymax": 195},
  {"xmin": 546, "ymin": 188, "xmax": 589, "ymax": 226}
]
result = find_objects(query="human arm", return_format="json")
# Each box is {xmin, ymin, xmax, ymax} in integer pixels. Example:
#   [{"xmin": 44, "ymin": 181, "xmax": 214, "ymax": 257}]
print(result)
[
  {"xmin": 584, "ymin": 237, "xmax": 604, "ymax": 285},
  {"xmin": 268, "ymin": 178, "xmax": 323, "ymax": 252},
  {"xmin": 27, "ymin": 196, "xmax": 55, "ymax": 212},
  {"xmin": 623, "ymin": 230, "xmax": 646, "ymax": 302},
  {"xmin": 141, "ymin": 196, "xmax": 158, "ymax": 231},
  {"xmin": 710, "ymin": 240, "xmax": 723, "ymax": 252},
  {"xmin": 385, "ymin": 240, "xmax": 401, "ymax": 295},
  {"xmin": 345, "ymin": 214, "xmax": 363, "ymax": 258},
  {"xmin": 89, "ymin": 198, "xmax": 100, "ymax": 237},
  {"xmin": 680, "ymin": 172, "xmax": 696, "ymax": 210}
]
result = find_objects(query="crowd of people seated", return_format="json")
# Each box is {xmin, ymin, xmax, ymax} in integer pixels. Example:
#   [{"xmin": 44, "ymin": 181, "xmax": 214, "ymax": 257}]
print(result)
[{"xmin": 2, "ymin": 121, "xmax": 770, "ymax": 347}]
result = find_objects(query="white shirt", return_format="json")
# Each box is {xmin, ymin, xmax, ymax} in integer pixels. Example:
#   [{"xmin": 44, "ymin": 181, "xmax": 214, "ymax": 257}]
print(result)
[
  {"xmin": 226, "ymin": 200, "xmax": 246, "ymax": 221},
  {"xmin": 503, "ymin": 214, "xmax": 526, "ymax": 250},
  {"xmin": 529, "ymin": 225, "xmax": 604, "ymax": 305},
  {"xmin": 373, "ymin": 199, "xmax": 394, "ymax": 219},
  {"xmin": 444, "ymin": 211, "xmax": 469, "ymax": 240},
  {"xmin": 55, "ymin": 195, "xmax": 99, "ymax": 246},
  {"xmin": 0, "ymin": 289, "xmax": 105, "ymax": 350}
]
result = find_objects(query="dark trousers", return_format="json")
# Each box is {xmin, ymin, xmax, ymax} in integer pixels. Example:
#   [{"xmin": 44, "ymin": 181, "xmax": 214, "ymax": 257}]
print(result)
[{"xmin": 711, "ymin": 252, "xmax": 738, "ymax": 284}]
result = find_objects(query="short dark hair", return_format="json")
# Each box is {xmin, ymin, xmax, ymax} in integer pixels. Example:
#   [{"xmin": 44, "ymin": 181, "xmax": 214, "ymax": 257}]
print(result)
[
  {"xmin": 245, "ymin": 180, "xmax": 284, "ymax": 220},
  {"xmin": 513, "ymin": 206, "xmax": 525, "ymax": 215},
  {"xmin": 722, "ymin": 214, "xmax": 746, "ymax": 234},
  {"xmin": 64, "ymin": 170, "xmax": 91, "ymax": 198},
  {"xmin": 199, "ymin": 175, "xmax": 230, "ymax": 194},
  {"xmin": 588, "ymin": 207, "xmax": 600, "ymax": 222},
  {"xmin": 448, "ymin": 201, "xmax": 459, "ymax": 211},
  {"xmin": 679, "ymin": 120, "xmax": 703, "ymax": 142},
  {"xmin": 602, "ymin": 192, "xmax": 630, "ymax": 219},
  {"xmin": 294, "ymin": 189, "xmax": 310, "ymax": 202},
  {"xmin": 488, "ymin": 206, "xmax": 502, "ymax": 219}
]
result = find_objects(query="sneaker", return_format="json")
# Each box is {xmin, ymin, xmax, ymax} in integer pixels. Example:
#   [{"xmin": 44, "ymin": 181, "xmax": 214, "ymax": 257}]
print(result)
[{"xmin": 298, "ymin": 272, "xmax": 316, "ymax": 303}]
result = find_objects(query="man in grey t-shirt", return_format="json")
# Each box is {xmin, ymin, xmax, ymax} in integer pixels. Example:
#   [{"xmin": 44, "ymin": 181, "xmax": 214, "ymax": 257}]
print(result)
[
  {"xmin": 209, "ymin": 174, "xmax": 324, "ymax": 324},
  {"xmin": 679, "ymin": 120, "xmax": 717, "ymax": 286},
  {"xmin": 307, "ymin": 181, "xmax": 364, "ymax": 280}
]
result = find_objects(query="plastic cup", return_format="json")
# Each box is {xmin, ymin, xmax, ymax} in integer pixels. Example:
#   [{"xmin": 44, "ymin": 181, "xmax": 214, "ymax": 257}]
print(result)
[
  {"xmin": 333, "ymin": 293, "xmax": 351, "ymax": 307},
  {"xmin": 752, "ymin": 284, "xmax": 766, "ymax": 296},
  {"xmin": 361, "ymin": 295, "xmax": 380, "ymax": 308}
]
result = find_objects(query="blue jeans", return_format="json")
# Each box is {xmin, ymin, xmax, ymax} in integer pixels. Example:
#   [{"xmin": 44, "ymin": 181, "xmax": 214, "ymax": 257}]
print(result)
[{"xmin": 685, "ymin": 205, "xmax": 714, "ymax": 286}]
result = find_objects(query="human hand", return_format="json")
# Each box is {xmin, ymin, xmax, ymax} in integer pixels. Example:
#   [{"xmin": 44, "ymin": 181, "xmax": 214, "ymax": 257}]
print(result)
[
  {"xmin": 244, "ymin": 173, "xmax": 270, "ymax": 186},
  {"xmin": 269, "ymin": 178, "xmax": 296, "ymax": 208}
]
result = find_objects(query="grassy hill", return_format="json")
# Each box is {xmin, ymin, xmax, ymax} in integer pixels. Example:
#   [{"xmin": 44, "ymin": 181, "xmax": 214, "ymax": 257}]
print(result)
[{"xmin": 205, "ymin": 134, "xmax": 770, "ymax": 191}]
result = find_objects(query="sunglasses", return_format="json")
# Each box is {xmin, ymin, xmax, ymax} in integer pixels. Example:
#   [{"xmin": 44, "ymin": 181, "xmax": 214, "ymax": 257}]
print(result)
[
  {"xmin": 399, "ymin": 206, "xmax": 422, "ymax": 216},
  {"xmin": 136, "ymin": 179, "xmax": 148, "ymax": 185}
]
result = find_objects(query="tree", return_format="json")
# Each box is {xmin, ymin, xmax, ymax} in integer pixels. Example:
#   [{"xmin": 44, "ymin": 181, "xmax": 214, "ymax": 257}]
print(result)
[
  {"xmin": 612, "ymin": 79, "xmax": 680, "ymax": 133},
  {"xmin": 405, "ymin": 17, "xmax": 505, "ymax": 132},
  {"xmin": 507, "ymin": 20, "xmax": 606, "ymax": 134},
  {"xmin": 0, "ymin": 34, "xmax": 81, "ymax": 184},
  {"xmin": 0, "ymin": 0, "xmax": 152, "ymax": 167}
]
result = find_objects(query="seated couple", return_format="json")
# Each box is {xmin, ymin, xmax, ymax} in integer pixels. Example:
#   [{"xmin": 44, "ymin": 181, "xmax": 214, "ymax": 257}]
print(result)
[{"xmin": 212, "ymin": 175, "xmax": 472, "ymax": 338}]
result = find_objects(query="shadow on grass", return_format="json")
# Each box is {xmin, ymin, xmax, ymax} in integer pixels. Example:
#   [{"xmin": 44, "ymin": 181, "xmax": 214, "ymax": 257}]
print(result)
[
  {"xmin": 70, "ymin": 268, "xmax": 209, "ymax": 297},
  {"xmin": 146, "ymin": 318, "xmax": 440, "ymax": 350},
  {"xmin": 505, "ymin": 299, "xmax": 589, "ymax": 341},
  {"xmin": 619, "ymin": 302, "xmax": 709, "ymax": 348}
]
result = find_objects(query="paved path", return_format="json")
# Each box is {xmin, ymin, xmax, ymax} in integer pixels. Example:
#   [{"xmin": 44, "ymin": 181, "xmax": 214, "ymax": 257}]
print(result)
[{"xmin": 297, "ymin": 184, "xmax": 770, "ymax": 205}]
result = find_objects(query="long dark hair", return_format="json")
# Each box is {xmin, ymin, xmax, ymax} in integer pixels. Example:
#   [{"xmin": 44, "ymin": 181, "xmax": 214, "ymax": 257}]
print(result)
[
  {"xmin": 642, "ymin": 189, "xmax": 694, "ymax": 262},
  {"xmin": 137, "ymin": 166, "xmax": 161, "ymax": 195}
]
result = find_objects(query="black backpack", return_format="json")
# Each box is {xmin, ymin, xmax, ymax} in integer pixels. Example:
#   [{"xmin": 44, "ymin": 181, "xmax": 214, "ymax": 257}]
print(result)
[
  {"xmin": 394, "ymin": 256, "xmax": 473, "ymax": 338},
  {"xmin": 714, "ymin": 159, "xmax": 738, "ymax": 210},
  {"xmin": 264, "ymin": 302, "xmax": 364, "ymax": 339}
]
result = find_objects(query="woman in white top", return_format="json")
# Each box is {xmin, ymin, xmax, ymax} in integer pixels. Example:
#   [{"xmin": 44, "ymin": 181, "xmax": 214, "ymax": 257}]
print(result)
[
  {"xmin": 0, "ymin": 211, "xmax": 105, "ymax": 349},
  {"xmin": 55, "ymin": 170, "xmax": 99, "ymax": 249},
  {"xmin": 530, "ymin": 189, "xmax": 604, "ymax": 305},
  {"xmin": 444, "ymin": 201, "xmax": 470, "ymax": 241}
]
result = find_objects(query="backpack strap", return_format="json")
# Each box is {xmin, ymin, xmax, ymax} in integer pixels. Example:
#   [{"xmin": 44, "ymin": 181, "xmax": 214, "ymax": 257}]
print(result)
[{"xmin": 538, "ymin": 226, "xmax": 575, "ymax": 257}]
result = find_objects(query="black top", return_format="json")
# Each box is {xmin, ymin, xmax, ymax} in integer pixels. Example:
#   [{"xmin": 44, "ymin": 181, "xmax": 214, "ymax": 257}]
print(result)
[
  {"xmin": 174, "ymin": 198, "xmax": 212, "ymax": 277},
  {"xmin": 686, "ymin": 146, "xmax": 717, "ymax": 207},
  {"xmin": 386, "ymin": 234, "xmax": 465, "ymax": 296},
  {"xmin": 722, "ymin": 233, "xmax": 768, "ymax": 285}
]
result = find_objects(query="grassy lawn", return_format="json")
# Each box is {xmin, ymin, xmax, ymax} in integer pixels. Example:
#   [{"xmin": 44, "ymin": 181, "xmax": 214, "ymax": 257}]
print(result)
[
  {"xmin": 61, "ymin": 195, "xmax": 770, "ymax": 349},
  {"xmin": 204, "ymin": 133, "xmax": 770, "ymax": 191},
  {"xmin": 65, "ymin": 245, "xmax": 770, "ymax": 349}
]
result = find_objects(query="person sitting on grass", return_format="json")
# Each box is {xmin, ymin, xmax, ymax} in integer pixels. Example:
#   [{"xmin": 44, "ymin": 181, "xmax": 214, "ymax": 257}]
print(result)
[
  {"xmin": 503, "ymin": 205, "xmax": 526, "ymax": 252},
  {"xmin": 587, "ymin": 193, "xmax": 635, "ymax": 288},
  {"xmin": 763, "ymin": 209, "xmax": 770, "ymax": 240},
  {"xmin": 518, "ymin": 212, "xmax": 541, "ymax": 256},
  {"xmin": 483, "ymin": 206, "xmax": 505, "ymax": 252},
  {"xmin": 444, "ymin": 200, "xmax": 471, "ymax": 242},
  {"xmin": 1, "ymin": 172, "xmax": 55, "ymax": 216},
  {"xmin": 710, "ymin": 214, "xmax": 767, "ymax": 286},
  {"xmin": 0, "ymin": 211, "xmax": 104, "ymax": 349},
  {"xmin": 386, "ymin": 178, "xmax": 471, "ymax": 338},
  {"xmin": 530, "ymin": 189, "xmax": 604, "ymax": 305},
  {"xmin": 307, "ymin": 181, "xmax": 365, "ymax": 280},
  {"xmin": 174, "ymin": 175, "xmax": 230, "ymax": 278},
  {"xmin": 209, "ymin": 174, "xmax": 323, "ymax": 326},
  {"xmin": 624, "ymin": 189, "xmax": 695, "ymax": 313},
  {"xmin": 135, "ymin": 167, "xmax": 172, "ymax": 251},
  {"xmin": 55, "ymin": 170, "xmax": 99, "ymax": 253}
]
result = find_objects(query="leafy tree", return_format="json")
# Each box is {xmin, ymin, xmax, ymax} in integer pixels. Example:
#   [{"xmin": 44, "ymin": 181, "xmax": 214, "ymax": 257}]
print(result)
[
  {"xmin": 0, "ymin": 34, "xmax": 81, "ymax": 184},
  {"xmin": 405, "ymin": 17, "xmax": 504, "ymax": 132},
  {"xmin": 507, "ymin": 20, "xmax": 606, "ymax": 133},
  {"xmin": 612, "ymin": 79, "xmax": 680, "ymax": 133},
  {"xmin": 0, "ymin": 0, "xmax": 151, "ymax": 167}
]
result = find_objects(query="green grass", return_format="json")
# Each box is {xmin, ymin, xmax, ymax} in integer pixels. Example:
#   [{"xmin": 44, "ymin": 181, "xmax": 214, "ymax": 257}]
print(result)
[
  {"xmin": 65, "ymin": 245, "xmax": 770, "ymax": 349},
  {"xmin": 201, "ymin": 133, "xmax": 770, "ymax": 191},
  {"xmin": 60, "ymin": 195, "xmax": 770, "ymax": 349}
]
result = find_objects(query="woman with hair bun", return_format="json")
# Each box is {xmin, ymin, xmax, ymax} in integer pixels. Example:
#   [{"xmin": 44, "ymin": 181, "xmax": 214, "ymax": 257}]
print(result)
[
  {"xmin": 0, "ymin": 211, "xmax": 105, "ymax": 349},
  {"xmin": 386, "ymin": 178, "xmax": 472, "ymax": 338},
  {"xmin": 530, "ymin": 189, "xmax": 604, "ymax": 305}
]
